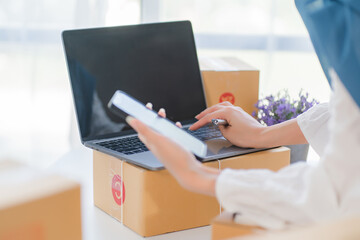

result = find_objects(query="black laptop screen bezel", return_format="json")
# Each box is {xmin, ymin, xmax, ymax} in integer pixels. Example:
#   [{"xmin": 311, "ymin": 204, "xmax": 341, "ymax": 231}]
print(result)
[{"xmin": 62, "ymin": 21, "xmax": 207, "ymax": 143}]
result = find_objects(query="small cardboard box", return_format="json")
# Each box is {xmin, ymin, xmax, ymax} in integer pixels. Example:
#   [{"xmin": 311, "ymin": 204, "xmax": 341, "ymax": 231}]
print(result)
[
  {"xmin": 212, "ymin": 213, "xmax": 360, "ymax": 240},
  {"xmin": 199, "ymin": 57, "xmax": 259, "ymax": 114},
  {"xmin": 93, "ymin": 147, "xmax": 290, "ymax": 237},
  {"xmin": 211, "ymin": 212, "xmax": 262, "ymax": 240},
  {"xmin": 0, "ymin": 161, "xmax": 82, "ymax": 240}
]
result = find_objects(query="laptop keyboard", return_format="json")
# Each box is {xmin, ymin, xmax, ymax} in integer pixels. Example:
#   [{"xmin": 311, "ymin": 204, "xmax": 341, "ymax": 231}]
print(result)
[
  {"xmin": 97, "ymin": 136, "xmax": 148, "ymax": 155},
  {"xmin": 97, "ymin": 124, "xmax": 223, "ymax": 155},
  {"xmin": 184, "ymin": 124, "xmax": 223, "ymax": 141}
]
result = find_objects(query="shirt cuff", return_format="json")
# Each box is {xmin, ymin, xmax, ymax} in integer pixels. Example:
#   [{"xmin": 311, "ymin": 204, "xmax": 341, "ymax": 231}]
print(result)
[
  {"xmin": 215, "ymin": 168, "xmax": 288, "ymax": 229},
  {"xmin": 297, "ymin": 103, "xmax": 330, "ymax": 156}
]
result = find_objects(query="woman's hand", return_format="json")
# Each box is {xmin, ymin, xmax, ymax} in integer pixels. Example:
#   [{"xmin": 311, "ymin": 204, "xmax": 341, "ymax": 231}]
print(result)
[
  {"xmin": 189, "ymin": 101, "xmax": 267, "ymax": 148},
  {"xmin": 189, "ymin": 101, "xmax": 308, "ymax": 148},
  {"xmin": 126, "ymin": 116, "xmax": 219, "ymax": 196},
  {"xmin": 145, "ymin": 102, "xmax": 182, "ymax": 128}
]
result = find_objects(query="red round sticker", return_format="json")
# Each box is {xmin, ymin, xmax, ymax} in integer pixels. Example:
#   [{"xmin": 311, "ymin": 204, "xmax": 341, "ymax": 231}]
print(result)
[
  {"xmin": 219, "ymin": 92, "xmax": 235, "ymax": 104},
  {"xmin": 112, "ymin": 174, "xmax": 125, "ymax": 206}
]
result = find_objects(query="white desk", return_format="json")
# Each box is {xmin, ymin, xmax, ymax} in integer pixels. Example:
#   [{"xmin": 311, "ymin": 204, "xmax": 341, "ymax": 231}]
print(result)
[{"xmin": 49, "ymin": 147, "xmax": 211, "ymax": 240}]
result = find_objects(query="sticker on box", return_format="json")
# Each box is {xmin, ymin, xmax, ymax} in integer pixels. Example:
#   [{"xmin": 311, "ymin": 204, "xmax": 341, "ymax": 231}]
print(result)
[
  {"xmin": 112, "ymin": 174, "xmax": 125, "ymax": 206},
  {"xmin": 219, "ymin": 92, "xmax": 235, "ymax": 104}
]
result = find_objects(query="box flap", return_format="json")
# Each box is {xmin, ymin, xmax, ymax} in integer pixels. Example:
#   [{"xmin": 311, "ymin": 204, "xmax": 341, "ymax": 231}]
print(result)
[
  {"xmin": 199, "ymin": 57, "xmax": 258, "ymax": 71},
  {"xmin": 236, "ymin": 216, "xmax": 360, "ymax": 240},
  {"xmin": 0, "ymin": 161, "xmax": 80, "ymax": 210}
]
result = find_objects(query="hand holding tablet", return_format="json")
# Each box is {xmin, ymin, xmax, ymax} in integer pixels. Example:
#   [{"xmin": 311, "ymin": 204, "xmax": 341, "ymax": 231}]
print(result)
[{"xmin": 108, "ymin": 90, "xmax": 208, "ymax": 158}]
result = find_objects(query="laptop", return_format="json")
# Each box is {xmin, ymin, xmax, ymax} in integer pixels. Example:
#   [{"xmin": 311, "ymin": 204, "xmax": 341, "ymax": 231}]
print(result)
[{"xmin": 62, "ymin": 21, "xmax": 268, "ymax": 170}]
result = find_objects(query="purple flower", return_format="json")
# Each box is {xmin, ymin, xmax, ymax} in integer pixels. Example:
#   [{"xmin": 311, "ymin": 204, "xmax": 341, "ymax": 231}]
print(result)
[{"xmin": 254, "ymin": 90, "xmax": 319, "ymax": 126}]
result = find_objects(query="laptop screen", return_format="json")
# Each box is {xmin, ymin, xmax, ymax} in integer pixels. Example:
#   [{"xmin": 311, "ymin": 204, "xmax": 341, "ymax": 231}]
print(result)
[{"xmin": 63, "ymin": 21, "xmax": 207, "ymax": 141}]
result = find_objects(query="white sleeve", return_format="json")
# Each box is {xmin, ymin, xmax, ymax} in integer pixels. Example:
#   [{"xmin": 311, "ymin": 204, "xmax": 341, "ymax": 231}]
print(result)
[
  {"xmin": 216, "ymin": 72, "xmax": 360, "ymax": 230},
  {"xmin": 296, "ymin": 103, "xmax": 330, "ymax": 156}
]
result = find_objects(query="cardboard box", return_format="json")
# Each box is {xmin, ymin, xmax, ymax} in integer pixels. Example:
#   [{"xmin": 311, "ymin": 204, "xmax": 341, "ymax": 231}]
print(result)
[
  {"xmin": 199, "ymin": 57, "xmax": 259, "ymax": 115},
  {"xmin": 0, "ymin": 161, "xmax": 82, "ymax": 240},
  {"xmin": 212, "ymin": 213, "xmax": 360, "ymax": 240},
  {"xmin": 212, "ymin": 212, "xmax": 263, "ymax": 240},
  {"xmin": 93, "ymin": 147, "xmax": 290, "ymax": 237}
]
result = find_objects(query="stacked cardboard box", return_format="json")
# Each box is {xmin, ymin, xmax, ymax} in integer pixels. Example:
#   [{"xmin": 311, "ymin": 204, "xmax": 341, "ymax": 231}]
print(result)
[
  {"xmin": 199, "ymin": 56, "xmax": 259, "ymax": 114},
  {"xmin": 211, "ymin": 212, "xmax": 360, "ymax": 240},
  {"xmin": 93, "ymin": 147, "xmax": 290, "ymax": 237},
  {"xmin": 211, "ymin": 212, "xmax": 262, "ymax": 240},
  {"xmin": 0, "ymin": 161, "xmax": 82, "ymax": 240},
  {"xmin": 93, "ymin": 57, "xmax": 288, "ymax": 237}
]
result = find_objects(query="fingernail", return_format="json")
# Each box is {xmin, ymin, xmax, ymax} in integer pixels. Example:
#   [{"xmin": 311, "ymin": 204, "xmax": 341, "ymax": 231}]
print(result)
[
  {"xmin": 125, "ymin": 116, "xmax": 134, "ymax": 125},
  {"xmin": 159, "ymin": 108, "xmax": 165, "ymax": 114},
  {"xmin": 146, "ymin": 102, "xmax": 153, "ymax": 109}
]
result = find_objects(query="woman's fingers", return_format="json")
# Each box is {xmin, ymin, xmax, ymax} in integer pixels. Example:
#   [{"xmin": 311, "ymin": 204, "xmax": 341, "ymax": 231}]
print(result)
[
  {"xmin": 126, "ymin": 116, "xmax": 161, "ymax": 149},
  {"xmin": 146, "ymin": 102, "xmax": 167, "ymax": 118},
  {"xmin": 189, "ymin": 109, "xmax": 228, "ymax": 130},
  {"xmin": 158, "ymin": 108, "xmax": 166, "ymax": 118},
  {"xmin": 146, "ymin": 102, "xmax": 231, "ymax": 130},
  {"xmin": 126, "ymin": 116, "xmax": 187, "ymax": 163},
  {"xmin": 145, "ymin": 102, "xmax": 183, "ymax": 128},
  {"xmin": 145, "ymin": 102, "xmax": 153, "ymax": 110},
  {"xmin": 195, "ymin": 105, "xmax": 220, "ymax": 120},
  {"xmin": 195, "ymin": 101, "xmax": 233, "ymax": 119}
]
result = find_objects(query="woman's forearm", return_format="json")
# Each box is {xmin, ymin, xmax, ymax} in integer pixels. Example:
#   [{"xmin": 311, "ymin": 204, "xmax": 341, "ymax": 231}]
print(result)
[
  {"xmin": 164, "ymin": 118, "xmax": 307, "ymax": 196},
  {"xmin": 258, "ymin": 118, "xmax": 308, "ymax": 148},
  {"xmin": 128, "ymin": 115, "xmax": 306, "ymax": 198},
  {"xmin": 179, "ymin": 119, "xmax": 307, "ymax": 195},
  {"xmin": 179, "ymin": 164, "xmax": 220, "ymax": 197}
]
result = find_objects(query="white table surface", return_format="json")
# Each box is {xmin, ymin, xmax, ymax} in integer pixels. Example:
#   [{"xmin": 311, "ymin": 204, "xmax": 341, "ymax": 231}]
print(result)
[{"xmin": 49, "ymin": 147, "xmax": 212, "ymax": 240}]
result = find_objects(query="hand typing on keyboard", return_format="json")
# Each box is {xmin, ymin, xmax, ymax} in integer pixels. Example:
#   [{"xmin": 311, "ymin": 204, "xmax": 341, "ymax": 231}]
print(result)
[
  {"xmin": 189, "ymin": 101, "xmax": 306, "ymax": 149},
  {"xmin": 189, "ymin": 101, "xmax": 266, "ymax": 148},
  {"xmin": 146, "ymin": 102, "xmax": 222, "ymax": 141},
  {"xmin": 126, "ymin": 101, "xmax": 307, "ymax": 198}
]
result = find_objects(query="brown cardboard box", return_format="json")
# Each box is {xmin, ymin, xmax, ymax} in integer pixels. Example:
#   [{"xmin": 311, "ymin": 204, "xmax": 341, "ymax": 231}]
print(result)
[
  {"xmin": 0, "ymin": 161, "xmax": 82, "ymax": 240},
  {"xmin": 93, "ymin": 147, "xmax": 290, "ymax": 237},
  {"xmin": 212, "ymin": 212, "xmax": 262, "ymax": 240},
  {"xmin": 212, "ymin": 213, "xmax": 360, "ymax": 240},
  {"xmin": 199, "ymin": 57, "xmax": 259, "ymax": 115}
]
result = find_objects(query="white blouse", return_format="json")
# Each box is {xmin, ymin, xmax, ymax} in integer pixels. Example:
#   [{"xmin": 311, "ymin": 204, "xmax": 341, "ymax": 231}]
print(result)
[{"xmin": 215, "ymin": 71, "xmax": 360, "ymax": 230}]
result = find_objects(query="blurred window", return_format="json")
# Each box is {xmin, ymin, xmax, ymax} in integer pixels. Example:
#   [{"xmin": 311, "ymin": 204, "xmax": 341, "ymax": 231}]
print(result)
[
  {"xmin": 142, "ymin": 0, "xmax": 330, "ymax": 101},
  {"xmin": 0, "ymin": 0, "xmax": 327, "ymax": 166},
  {"xmin": 0, "ymin": 0, "xmax": 140, "ymax": 166}
]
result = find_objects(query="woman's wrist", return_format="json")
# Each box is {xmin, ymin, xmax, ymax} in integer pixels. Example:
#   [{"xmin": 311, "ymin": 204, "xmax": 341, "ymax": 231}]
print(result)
[
  {"xmin": 256, "ymin": 119, "xmax": 308, "ymax": 148},
  {"xmin": 177, "ymin": 163, "xmax": 220, "ymax": 196},
  {"xmin": 253, "ymin": 126, "xmax": 272, "ymax": 148}
]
